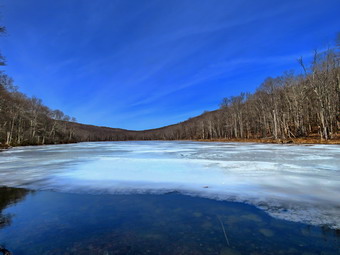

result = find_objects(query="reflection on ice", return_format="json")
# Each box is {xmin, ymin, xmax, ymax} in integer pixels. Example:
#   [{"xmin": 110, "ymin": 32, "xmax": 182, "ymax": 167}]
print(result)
[{"xmin": 0, "ymin": 141, "xmax": 340, "ymax": 228}]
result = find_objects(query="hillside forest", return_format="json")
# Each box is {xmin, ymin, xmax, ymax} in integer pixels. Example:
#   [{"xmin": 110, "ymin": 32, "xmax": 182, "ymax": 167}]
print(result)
[{"xmin": 0, "ymin": 26, "xmax": 339, "ymax": 146}]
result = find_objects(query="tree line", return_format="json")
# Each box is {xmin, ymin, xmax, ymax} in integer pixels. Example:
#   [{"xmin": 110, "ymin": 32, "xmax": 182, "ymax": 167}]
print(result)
[
  {"xmin": 0, "ymin": 74, "xmax": 146, "ymax": 147},
  {"xmin": 1, "ymin": 25, "xmax": 339, "ymax": 146},
  {"xmin": 0, "ymin": 73, "xmax": 78, "ymax": 146},
  {"xmin": 0, "ymin": 24, "xmax": 135, "ymax": 147},
  {"xmin": 134, "ymin": 39, "xmax": 340, "ymax": 142},
  {"xmin": 75, "ymin": 41, "xmax": 339, "ymax": 143}
]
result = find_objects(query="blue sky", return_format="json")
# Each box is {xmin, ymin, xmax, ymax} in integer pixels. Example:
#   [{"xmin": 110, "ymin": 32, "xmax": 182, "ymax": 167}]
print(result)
[{"xmin": 0, "ymin": 0, "xmax": 339, "ymax": 130}]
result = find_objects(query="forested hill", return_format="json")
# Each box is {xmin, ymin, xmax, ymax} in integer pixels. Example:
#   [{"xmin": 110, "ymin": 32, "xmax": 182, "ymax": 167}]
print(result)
[
  {"xmin": 142, "ymin": 45, "xmax": 340, "ymax": 142},
  {"xmin": 1, "ymin": 38, "xmax": 339, "ymax": 146}
]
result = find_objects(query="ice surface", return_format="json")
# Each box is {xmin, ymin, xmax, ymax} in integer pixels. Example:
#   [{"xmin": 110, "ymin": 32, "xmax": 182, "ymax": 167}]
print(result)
[{"xmin": 1, "ymin": 141, "xmax": 340, "ymax": 228}]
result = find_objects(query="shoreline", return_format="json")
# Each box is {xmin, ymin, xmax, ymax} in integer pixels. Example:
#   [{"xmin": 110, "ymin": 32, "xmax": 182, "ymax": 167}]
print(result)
[
  {"xmin": 191, "ymin": 137, "xmax": 340, "ymax": 145},
  {"xmin": 1, "ymin": 135, "xmax": 340, "ymax": 150}
]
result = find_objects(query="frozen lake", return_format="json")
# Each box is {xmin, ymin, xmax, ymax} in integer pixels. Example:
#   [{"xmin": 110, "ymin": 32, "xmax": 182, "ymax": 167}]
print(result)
[{"xmin": 1, "ymin": 141, "xmax": 339, "ymax": 229}]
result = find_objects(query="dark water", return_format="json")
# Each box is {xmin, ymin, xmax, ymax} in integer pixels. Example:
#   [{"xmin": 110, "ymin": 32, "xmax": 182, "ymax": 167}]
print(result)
[{"xmin": 0, "ymin": 187, "xmax": 339, "ymax": 255}]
